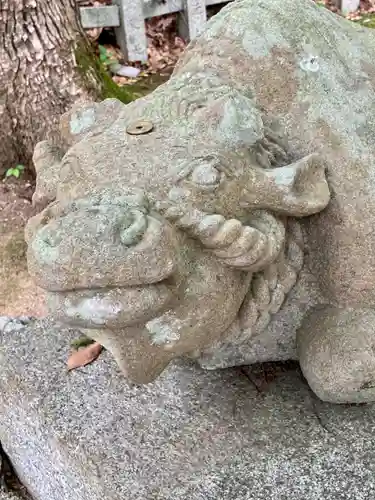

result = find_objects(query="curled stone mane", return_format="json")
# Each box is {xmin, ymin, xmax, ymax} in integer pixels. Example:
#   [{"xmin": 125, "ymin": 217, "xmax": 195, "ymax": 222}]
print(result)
[
  {"xmin": 241, "ymin": 219, "xmax": 303, "ymax": 339},
  {"xmin": 239, "ymin": 122, "xmax": 303, "ymax": 337},
  {"xmin": 195, "ymin": 218, "xmax": 304, "ymax": 366},
  {"xmin": 254, "ymin": 122, "xmax": 290, "ymax": 169}
]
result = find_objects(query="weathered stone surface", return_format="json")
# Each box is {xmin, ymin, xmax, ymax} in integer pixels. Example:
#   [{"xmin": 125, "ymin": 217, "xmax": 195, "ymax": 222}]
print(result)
[
  {"xmin": 26, "ymin": 0, "xmax": 375, "ymax": 402},
  {"xmin": 1, "ymin": 318, "xmax": 375, "ymax": 500},
  {"xmin": 79, "ymin": 6, "xmax": 120, "ymax": 29}
]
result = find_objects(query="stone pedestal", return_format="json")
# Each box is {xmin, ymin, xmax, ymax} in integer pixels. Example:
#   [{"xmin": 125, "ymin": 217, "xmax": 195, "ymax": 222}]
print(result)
[{"xmin": 1, "ymin": 318, "xmax": 375, "ymax": 500}]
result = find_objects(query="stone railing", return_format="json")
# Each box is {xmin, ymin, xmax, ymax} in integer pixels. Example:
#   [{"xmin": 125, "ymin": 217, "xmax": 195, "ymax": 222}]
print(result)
[
  {"xmin": 79, "ymin": 0, "xmax": 229, "ymax": 62},
  {"xmin": 79, "ymin": 0, "xmax": 360, "ymax": 63}
]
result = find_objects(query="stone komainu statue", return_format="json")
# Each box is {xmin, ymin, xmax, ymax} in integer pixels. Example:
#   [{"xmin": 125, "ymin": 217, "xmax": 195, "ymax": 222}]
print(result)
[{"xmin": 25, "ymin": 0, "xmax": 375, "ymax": 403}]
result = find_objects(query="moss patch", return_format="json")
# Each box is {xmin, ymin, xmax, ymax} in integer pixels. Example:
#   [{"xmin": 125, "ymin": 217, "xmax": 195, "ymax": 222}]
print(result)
[
  {"xmin": 74, "ymin": 40, "xmax": 169, "ymax": 104},
  {"xmin": 70, "ymin": 336, "xmax": 95, "ymax": 349},
  {"xmin": 354, "ymin": 14, "xmax": 375, "ymax": 29}
]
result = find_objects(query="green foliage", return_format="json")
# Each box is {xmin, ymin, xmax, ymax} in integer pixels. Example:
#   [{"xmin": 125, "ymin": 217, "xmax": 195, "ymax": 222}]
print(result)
[
  {"xmin": 75, "ymin": 40, "xmax": 143, "ymax": 105},
  {"xmin": 70, "ymin": 336, "xmax": 95, "ymax": 350},
  {"xmin": 98, "ymin": 45, "xmax": 117, "ymax": 68},
  {"xmin": 98, "ymin": 44, "xmax": 110, "ymax": 64},
  {"xmin": 5, "ymin": 164, "xmax": 24, "ymax": 179},
  {"xmin": 354, "ymin": 14, "xmax": 375, "ymax": 29},
  {"xmin": 313, "ymin": 3, "xmax": 375, "ymax": 28},
  {"xmin": 75, "ymin": 39, "xmax": 172, "ymax": 107}
]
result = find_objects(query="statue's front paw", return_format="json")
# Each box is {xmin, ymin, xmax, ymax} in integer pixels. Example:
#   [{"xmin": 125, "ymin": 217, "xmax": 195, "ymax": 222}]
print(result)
[
  {"xmin": 199, "ymin": 216, "xmax": 268, "ymax": 268},
  {"xmin": 298, "ymin": 306, "xmax": 375, "ymax": 404}
]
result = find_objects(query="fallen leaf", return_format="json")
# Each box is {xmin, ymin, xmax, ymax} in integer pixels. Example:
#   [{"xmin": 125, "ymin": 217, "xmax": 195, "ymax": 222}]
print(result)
[{"xmin": 67, "ymin": 342, "xmax": 103, "ymax": 371}]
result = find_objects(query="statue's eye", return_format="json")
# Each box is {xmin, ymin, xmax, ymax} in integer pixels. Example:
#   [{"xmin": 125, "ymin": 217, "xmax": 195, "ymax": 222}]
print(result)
[{"xmin": 190, "ymin": 163, "xmax": 222, "ymax": 188}]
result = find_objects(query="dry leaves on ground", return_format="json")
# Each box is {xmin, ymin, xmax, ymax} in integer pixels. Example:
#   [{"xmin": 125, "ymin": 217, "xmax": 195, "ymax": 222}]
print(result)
[
  {"xmin": 105, "ymin": 14, "xmax": 186, "ymax": 86},
  {"xmin": 81, "ymin": 0, "xmax": 375, "ymax": 90},
  {"xmin": 67, "ymin": 342, "xmax": 103, "ymax": 371},
  {"xmin": 146, "ymin": 14, "xmax": 186, "ymax": 73},
  {"xmin": 322, "ymin": 0, "xmax": 375, "ymax": 17},
  {"xmin": 82, "ymin": 6, "xmax": 186, "ymax": 85}
]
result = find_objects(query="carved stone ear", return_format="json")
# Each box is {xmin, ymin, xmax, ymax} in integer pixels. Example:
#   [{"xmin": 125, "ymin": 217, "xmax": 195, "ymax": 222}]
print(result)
[
  {"xmin": 269, "ymin": 153, "xmax": 331, "ymax": 216},
  {"xmin": 59, "ymin": 98, "xmax": 125, "ymax": 147},
  {"xmin": 243, "ymin": 153, "xmax": 331, "ymax": 217}
]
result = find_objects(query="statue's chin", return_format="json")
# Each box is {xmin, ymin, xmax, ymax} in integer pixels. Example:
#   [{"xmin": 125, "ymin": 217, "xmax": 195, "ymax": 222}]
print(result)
[
  {"xmin": 80, "ymin": 325, "xmax": 176, "ymax": 384},
  {"xmin": 46, "ymin": 281, "xmax": 175, "ymax": 330}
]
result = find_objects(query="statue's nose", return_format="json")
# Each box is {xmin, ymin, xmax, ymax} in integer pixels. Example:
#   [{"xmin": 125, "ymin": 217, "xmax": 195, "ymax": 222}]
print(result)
[
  {"xmin": 37, "ymin": 206, "xmax": 148, "ymax": 248},
  {"xmin": 27, "ymin": 197, "xmax": 179, "ymax": 292},
  {"xmin": 118, "ymin": 209, "xmax": 148, "ymax": 246}
]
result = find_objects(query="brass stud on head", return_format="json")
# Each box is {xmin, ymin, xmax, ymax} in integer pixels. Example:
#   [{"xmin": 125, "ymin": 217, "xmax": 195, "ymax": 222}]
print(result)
[{"xmin": 126, "ymin": 119, "xmax": 154, "ymax": 135}]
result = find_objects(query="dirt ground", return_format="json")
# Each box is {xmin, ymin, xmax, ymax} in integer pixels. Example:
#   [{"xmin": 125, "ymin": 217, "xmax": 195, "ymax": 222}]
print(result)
[{"xmin": 0, "ymin": 179, "xmax": 46, "ymax": 317}]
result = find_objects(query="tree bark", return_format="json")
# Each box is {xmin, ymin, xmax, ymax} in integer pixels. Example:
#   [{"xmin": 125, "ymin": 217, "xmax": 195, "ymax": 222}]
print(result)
[{"xmin": 0, "ymin": 0, "xmax": 100, "ymax": 176}]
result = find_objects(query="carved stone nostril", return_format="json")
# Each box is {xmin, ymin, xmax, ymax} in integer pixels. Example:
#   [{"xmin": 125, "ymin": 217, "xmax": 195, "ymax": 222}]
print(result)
[{"xmin": 120, "ymin": 210, "xmax": 148, "ymax": 246}]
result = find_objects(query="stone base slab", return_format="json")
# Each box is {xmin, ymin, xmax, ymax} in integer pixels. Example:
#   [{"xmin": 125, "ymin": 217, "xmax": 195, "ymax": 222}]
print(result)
[{"xmin": 0, "ymin": 318, "xmax": 374, "ymax": 500}]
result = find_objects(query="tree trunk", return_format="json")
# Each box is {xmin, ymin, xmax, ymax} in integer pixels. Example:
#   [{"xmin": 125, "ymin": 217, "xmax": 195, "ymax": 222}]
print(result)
[{"xmin": 0, "ymin": 0, "xmax": 101, "ymax": 176}]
